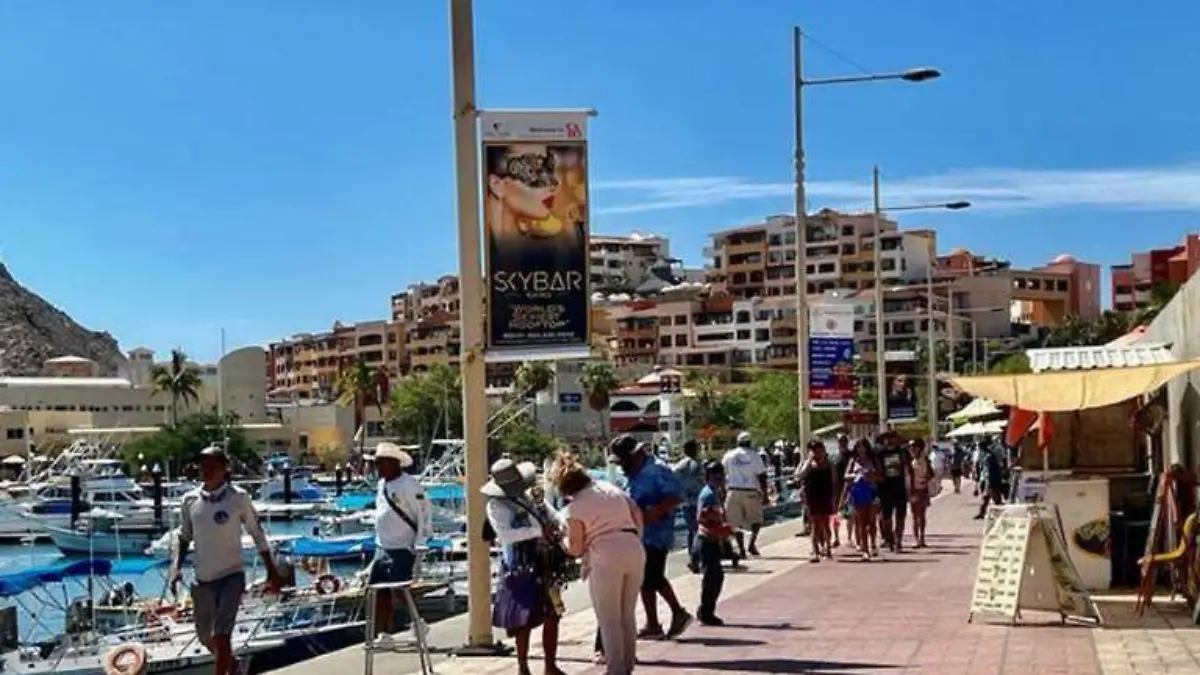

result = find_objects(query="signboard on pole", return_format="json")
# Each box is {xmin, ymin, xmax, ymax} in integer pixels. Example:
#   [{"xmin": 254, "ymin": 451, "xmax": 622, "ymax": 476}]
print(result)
[
  {"xmin": 808, "ymin": 304, "xmax": 855, "ymax": 411},
  {"xmin": 884, "ymin": 353, "xmax": 919, "ymax": 422},
  {"xmin": 480, "ymin": 111, "xmax": 592, "ymax": 355}
]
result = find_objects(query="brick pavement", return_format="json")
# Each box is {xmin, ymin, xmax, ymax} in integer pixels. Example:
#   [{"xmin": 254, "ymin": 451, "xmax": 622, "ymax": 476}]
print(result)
[{"xmin": 403, "ymin": 488, "xmax": 1200, "ymax": 675}]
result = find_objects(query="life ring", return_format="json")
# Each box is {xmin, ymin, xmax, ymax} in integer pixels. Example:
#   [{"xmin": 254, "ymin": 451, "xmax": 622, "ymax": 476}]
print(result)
[
  {"xmin": 104, "ymin": 642, "xmax": 147, "ymax": 675},
  {"xmin": 315, "ymin": 574, "xmax": 341, "ymax": 595}
]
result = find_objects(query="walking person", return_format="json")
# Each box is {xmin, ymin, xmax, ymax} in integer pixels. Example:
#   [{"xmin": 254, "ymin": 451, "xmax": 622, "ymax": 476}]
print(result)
[
  {"xmin": 874, "ymin": 432, "xmax": 911, "ymax": 553},
  {"xmin": 974, "ymin": 440, "xmax": 1005, "ymax": 520},
  {"xmin": 369, "ymin": 442, "xmax": 432, "ymax": 645},
  {"xmin": 949, "ymin": 442, "xmax": 966, "ymax": 494},
  {"xmin": 171, "ymin": 445, "xmax": 281, "ymax": 675},
  {"xmin": 840, "ymin": 439, "xmax": 880, "ymax": 561},
  {"xmin": 831, "ymin": 434, "xmax": 853, "ymax": 549},
  {"xmin": 671, "ymin": 440, "xmax": 704, "ymax": 574},
  {"xmin": 609, "ymin": 435, "xmax": 693, "ymax": 640},
  {"xmin": 722, "ymin": 431, "xmax": 768, "ymax": 558},
  {"xmin": 552, "ymin": 452, "xmax": 644, "ymax": 675},
  {"xmin": 795, "ymin": 440, "xmax": 836, "ymax": 561},
  {"xmin": 907, "ymin": 439, "xmax": 934, "ymax": 548},
  {"xmin": 696, "ymin": 461, "xmax": 734, "ymax": 626},
  {"xmin": 484, "ymin": 459, "xmax": 570, "ymax": 675}
]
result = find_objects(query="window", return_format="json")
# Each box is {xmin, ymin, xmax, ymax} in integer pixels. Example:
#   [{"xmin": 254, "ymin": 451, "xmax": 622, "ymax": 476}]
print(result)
[
  {"xmin": 660, "ymin": 336, "xmax": 672, "ymax": 348},
  {"xmin": 736, "ymin": 311, "xmax": 751, "ymax": 323},
  {"xmin": 841, "ymin": 243, "xmax": 856, "ymax": 255},
  {"xmin": 659, "ymin": 316, "xmax": 672, "ymax": 326},
  {"xmin": 817, "ymin": 262, "xmax": 835, "ymax": 274},
  {"xmin": 736, "ymin": 330, "xmax": 751, "ymax": 340},
  {"xmin": 5, "ymin": 428, "xmax": 24, "ymax": 440},
  {"xmin": 675, "ymin": 314, "xmax": 688, "ymax": 325},
  {"xmin": 1056, "ymin": 280, "xmax": 1069, "ymax": 292},
  {"xmin": 674, "ymin": 334, "xmax": 688, "ymax": 347},
  {"xmin": 841, "ymin": 224, "xmax": 855, "ymax": 236},
  {"xmin": 881, "ymin": 259, "xmax": 896, "ymax": 272}
]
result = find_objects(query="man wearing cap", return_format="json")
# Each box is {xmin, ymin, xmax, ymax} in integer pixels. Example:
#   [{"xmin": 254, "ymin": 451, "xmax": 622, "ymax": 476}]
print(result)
[
  {"xmin": 172, "ymin": 444, "xmax": 279, "ymax": 675},
  {"xmin": 721, "ymin": 431, "xmax": 768, "ymax": 558},
  {"xmin": 609, "ymin": 435, "xmax": 692, "ymax": 640},
  {"xmin": 370, "ymin": 442, "xmax": 432, "ymax": 645}
]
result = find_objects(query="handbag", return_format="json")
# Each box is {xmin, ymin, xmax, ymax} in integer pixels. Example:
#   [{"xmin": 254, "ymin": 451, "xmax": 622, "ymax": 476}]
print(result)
[{"xmin": 491, "ymin": 568, "xmax": 539, "ymax": 630}]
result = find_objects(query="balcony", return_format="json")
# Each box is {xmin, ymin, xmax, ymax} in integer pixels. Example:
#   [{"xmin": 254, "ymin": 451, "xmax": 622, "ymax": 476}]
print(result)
[{"xmin": 727, "ymin": 240, "xmax": 766, "ymax": 256}]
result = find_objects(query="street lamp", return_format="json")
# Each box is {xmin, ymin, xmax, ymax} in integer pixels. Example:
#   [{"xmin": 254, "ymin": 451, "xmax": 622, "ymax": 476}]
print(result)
[
  {"xmin": 870, "ymin": 164, "xmax": 969, "ymax": 434},
  {"xmin": 793, "ymin": 25, "xmax": 940, "ymax": 443}
]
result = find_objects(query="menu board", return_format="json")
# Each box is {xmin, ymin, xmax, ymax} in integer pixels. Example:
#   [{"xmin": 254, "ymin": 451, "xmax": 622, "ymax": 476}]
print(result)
[{"xmin": 970, "ymin": 510, "xmax": 1033, "ymax": 620}]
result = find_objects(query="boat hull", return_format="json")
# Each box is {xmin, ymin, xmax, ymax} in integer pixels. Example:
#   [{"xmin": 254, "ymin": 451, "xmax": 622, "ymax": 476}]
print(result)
[{"xmin": 44, "ymin": 525, "xmax": 163, "ymax": 557}]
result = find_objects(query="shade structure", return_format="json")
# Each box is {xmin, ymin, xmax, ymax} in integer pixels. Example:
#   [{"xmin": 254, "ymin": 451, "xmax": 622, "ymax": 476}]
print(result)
[
  {"xmin": 947, "ymin": 359, "xmax": 1200, "ymax": 412},
  {"xmin": 946, "ymin": 419, "xmax": 1006, "ymax": 438},
  {"xmin": 1, "ymin": 455, "xmax": 26, "ymax": 465},
  {"xmin": 946, "ymin": 398, "xmax": 1001, "ymax": 423}
]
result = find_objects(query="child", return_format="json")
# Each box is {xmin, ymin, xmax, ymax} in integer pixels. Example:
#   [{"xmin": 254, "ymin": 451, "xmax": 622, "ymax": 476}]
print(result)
[{"xmin": 696, "ymin": 460, "xmax": 734, "ymax": 625}]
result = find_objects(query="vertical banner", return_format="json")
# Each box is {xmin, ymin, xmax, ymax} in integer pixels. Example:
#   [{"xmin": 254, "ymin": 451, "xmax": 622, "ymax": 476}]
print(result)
[
  {"xmin": 480, "ymin": 112, "xmax": 591, "ymax": 353},
  {"xmin": 884, "ymin": 353, "xmax": 919, "ymax": 422},
  {"xmin": 807, "ymin": 303, "xmax": 856, "ymax": 411}
]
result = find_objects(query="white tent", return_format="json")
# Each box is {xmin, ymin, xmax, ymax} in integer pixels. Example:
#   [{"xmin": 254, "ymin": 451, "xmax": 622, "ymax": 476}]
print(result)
[
  {"xmin": 0, "ymin": 455, "xmax": 25, "ymax": 466},
  {"xmin": 947, "ymin": 398, "xmax": 1002, "ymax": 423},
  {"xmin": 947, "ymin": 419, "xmax": 1006, "ymax": 438}
]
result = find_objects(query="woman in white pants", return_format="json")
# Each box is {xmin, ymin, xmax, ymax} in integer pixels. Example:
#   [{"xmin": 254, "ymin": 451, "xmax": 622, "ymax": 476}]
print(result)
[{"xmin": 550, "ymin": 452, "xmax": 645, "ymax": 675}]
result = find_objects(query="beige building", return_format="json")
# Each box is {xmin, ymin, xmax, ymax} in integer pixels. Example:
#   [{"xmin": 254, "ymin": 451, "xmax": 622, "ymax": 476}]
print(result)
[
  {"xmin": 0, "ymin": 347, "xmax": 274, "ymax": 456},
  {"xmin": 266, "ymin": 320, "xmax": 406, "ymax": 402}
]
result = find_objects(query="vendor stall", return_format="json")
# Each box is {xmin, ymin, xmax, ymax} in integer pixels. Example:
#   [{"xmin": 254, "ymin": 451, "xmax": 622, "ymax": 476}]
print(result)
[{"xmin": 949, "ymin": 343, "xmax": 1200, "ymax": 592}]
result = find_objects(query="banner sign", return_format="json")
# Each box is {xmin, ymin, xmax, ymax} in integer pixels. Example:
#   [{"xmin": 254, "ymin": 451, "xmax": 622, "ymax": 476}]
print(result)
[
  {"xmin": 885, "ymin": 357, "xmax": 919, "ymax": 422},
  {"xmin": 480, "ymin": 111, "xmax": 591, "ymax": 352},
  {"xmin": 808, "ymin": 304, "xmax": 856, "ymax": 411}
]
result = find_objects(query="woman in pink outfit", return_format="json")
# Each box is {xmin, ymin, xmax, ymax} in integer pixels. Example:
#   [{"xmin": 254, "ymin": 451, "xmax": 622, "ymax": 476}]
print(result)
[{"xmin": 550, "ymin": 453, "xmax": 644, "ymax": 675}]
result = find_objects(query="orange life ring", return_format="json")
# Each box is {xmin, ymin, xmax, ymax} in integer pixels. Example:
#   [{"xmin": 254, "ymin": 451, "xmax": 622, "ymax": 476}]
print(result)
[
  {"xmin": 104, "ymin": 642, "xmax": 147, "ymax": 675},
  {"xmin": 315, "ymin": 574, "xmax": 341, "ymax": 595}
]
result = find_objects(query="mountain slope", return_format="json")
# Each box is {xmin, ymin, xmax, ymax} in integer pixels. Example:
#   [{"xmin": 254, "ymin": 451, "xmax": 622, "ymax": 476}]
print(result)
[{"xmin": 0, "ymin": 264, "xmax": 126, "ymax": 376}]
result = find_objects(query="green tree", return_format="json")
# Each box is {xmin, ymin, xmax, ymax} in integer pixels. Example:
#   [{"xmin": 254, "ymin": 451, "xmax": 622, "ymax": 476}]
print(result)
[
  {"xmin": 491, "ymin": 412, "xmax": 559, "ymax": 463},
  {"xmin": 337, "ymin": 356, "xmax": 382, "ymax": 455},
  {"xmin": 515, "ymin": 361, "xmax": 555, "ymax": 425},
  {"xmin": 989, "ymin": 352, "xmax": 1032, "ymax": 374},
  {"xmin": 387, "ymin": 364, "xmax": 462, "ymax": 448},
  {"xmin": 150, "ymin": 349, "xmax": 203, "ymax": 428},
  {"xmin": 579, "ymin": 361, "xmax": 621, "ymax": 440},
  {"xmin": 122, "ymin": 411, "xmax": 261, "ymax": 477},
  {"xmin": 743, "ymin": 372, "xmax": 798, "ymax": 442}
]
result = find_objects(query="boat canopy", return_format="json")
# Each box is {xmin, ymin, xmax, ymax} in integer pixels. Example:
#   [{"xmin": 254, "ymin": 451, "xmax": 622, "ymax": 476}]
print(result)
[
  {"xmin": 0, "ymin": 558, "xmax": 169, "ymax": 597},
  {"xmin": 286, "ymin": 534, "xmax": 456, "ymax": 558}
]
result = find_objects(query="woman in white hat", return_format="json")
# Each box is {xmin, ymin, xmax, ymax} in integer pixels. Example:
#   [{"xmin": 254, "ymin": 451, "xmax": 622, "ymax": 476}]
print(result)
[{"xmin": 483, "ymin": 458, "xmax": 570, "ymax": 675}]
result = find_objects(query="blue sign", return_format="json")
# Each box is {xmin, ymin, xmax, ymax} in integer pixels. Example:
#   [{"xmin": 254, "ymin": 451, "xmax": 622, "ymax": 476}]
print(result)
[
  {"xmin": 808, "ymin": 336, "xmax": 855, "ymax": 411},
  {"xmin": 558, "ymin": 392, "xmax": 583, "ymax": 404}
]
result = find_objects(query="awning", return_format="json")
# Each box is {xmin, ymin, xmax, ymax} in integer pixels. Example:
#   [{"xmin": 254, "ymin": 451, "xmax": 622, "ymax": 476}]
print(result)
[
  {"xmin": 948, "ymin": 359, "xmax": 1200, "ymax": 412},
  {"xmin": 1, "ymin": 455, "xmax": 26, "ymax": 465},
  {"xmin": 946, "ymin": 398, "xmax": 1001, "ymax": 423},
  {"xmin": 946, "ymin": 419, "xmax": 1006, "ymax": 438}
]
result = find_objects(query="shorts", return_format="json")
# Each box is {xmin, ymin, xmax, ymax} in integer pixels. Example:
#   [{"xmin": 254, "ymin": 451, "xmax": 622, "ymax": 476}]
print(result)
[
  {"xmin": 192, "ymin": 572, "xmax": 245, "ymax": 643},
  {"xmin": 725, "ymin": 489, "xmax": 764, "ymax": 530},
  {"xmin": 369, "ymin": 547, "xmax": 417, "ymax": 585},
  {"xmin": 642, "ymin": 545, "xmax": 669, "ymax": 592},
  {"xmin": 849, "ymin": 479, "xmax": 876, "ymax": 510},
  {"xmin": 879, "ymin": 483, "xmax": 908, "ymax": 520}
]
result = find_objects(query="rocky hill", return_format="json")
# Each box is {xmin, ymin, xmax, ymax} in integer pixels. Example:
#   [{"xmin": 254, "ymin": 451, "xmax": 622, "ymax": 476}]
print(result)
[{"xmin": 0, "ymin": 264, "xmax": 126, "ymax": 376}]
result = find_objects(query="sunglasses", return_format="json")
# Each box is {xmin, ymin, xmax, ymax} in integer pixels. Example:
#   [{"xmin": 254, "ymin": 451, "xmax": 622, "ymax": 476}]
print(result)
[{"xmin": 497, "ymin": 152, "xmax": 558, "ymax": 188}]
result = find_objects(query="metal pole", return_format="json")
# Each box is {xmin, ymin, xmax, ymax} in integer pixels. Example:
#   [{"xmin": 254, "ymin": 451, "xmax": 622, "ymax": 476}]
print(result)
[
  {"xmin": 872, "ymin": 166, "xmax": 887, "ymax": 433},
  {"xmin": 449, "ymin": 0, "xmax": 495, "ymax": 650},
  {"xmin": 946, "ymin": 287, "xmax": 956, "ymax": 376},
  {"xmin": 926, "ymin": 242, "xmax": 938, "ymax": 444},
  {"xmin": 971, "ymin": 321, "xmax": 978, "ymax": 373},
  {"xmin": 793, "ymin": 26, "xmax": 810, "ymax": 443}
]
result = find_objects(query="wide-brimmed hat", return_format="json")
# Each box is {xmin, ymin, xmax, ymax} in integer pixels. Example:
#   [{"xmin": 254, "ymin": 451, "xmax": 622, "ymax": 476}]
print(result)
[
  {"xmin": 199, "ymin": 444, "xmax": 228, "ymax": 463},
  {"xmin": 374, "ymin": 442, "xmax": 414, "ymax": 468},
  {"xmin": 481, "ymin": 458, "xmax": 538, "ymax": 498},
  {"xmin": 606, "ymin": 434, "xmax": 640, "ymax": 463},
  {"xmin": 736, "ymin": 431, "xmax": 752, "ymax": 446}
]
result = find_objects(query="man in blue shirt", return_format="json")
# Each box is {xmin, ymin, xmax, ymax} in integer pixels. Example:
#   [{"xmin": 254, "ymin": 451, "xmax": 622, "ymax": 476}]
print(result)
[{"xmin": 609, "ymin": 434, "xmax": 692, "ymax": 640}]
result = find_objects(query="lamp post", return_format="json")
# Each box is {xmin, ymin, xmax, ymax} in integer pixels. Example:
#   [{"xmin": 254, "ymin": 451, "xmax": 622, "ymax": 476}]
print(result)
[
  {"xmin": 870, "ymin": 164, "xmax": 968, "ymax": 433},
  {"xmin": 792, "ymin": 25, "xmax": 939, "ymax": 442}
]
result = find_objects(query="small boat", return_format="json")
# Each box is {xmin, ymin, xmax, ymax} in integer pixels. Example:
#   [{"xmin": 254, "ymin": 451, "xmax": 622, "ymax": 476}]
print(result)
[
  {"xmin": 42, "ymin": 509, "xmax": 169, "ymax": 558},
  {"xmin": 145, "ymin": 527, "xmax": 299, "ymax": 562}
]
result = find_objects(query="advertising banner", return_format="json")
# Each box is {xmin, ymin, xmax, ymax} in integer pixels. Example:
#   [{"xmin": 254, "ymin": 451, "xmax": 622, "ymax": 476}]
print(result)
[
  {"xmin": 808, "ymin": 304, "xmax": 856, "ymax": 411},
  {"xmin": 480, "ymin": 112, "xmax": 591, "ymax": 352},
  {"xmin": 885, "ymin": 357, "xmax": 919, "ymax": 422}
]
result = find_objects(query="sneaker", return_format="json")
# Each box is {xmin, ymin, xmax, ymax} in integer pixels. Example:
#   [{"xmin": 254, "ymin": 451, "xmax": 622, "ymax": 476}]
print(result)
[
  {"xmin": 637, "ymin": 625, "xmax": 665, "ymax": 640},
  {"xmin": 809, "ymin": 554, "xmax": 820, "ymax": 563},
  {"xmin": 698, "ymin": 614, "xmax": 725, "ymax": 627},
  {"xmin": 748, "ymin": 545, "xmax": 761, "ymax": 557},
  {"xmin": 666, "ymin": 611, "xmax": 693, "ymax": 639},
  {"xmin": 687, "ymin": 561, "xmax": 701, "ymax": 574},
  {"xmin": 372, "ymin": 633, "xmax": 396, "ymax": 650}
]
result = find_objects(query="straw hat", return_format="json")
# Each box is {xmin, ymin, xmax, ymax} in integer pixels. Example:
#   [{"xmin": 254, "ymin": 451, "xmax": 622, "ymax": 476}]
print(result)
[
  {"xmin": 481, "ymin": 458, "xmax": 538, "ymax": 498},
  {"xmin": 374, "ymin": 442, "xmax": 414, "ymax": 468}
]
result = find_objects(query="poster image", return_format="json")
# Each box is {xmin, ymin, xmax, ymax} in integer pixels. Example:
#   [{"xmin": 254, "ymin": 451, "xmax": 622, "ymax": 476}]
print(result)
[
  {"xmin": 886, "ymin": 371, "xmax": 919, "ymax": 422},
  {"xmin": 481, "ymin": 112, "xmax": 590, "ymax": 351},
  {"xmin": 808, "ymin": 337, "xmax": 855, "ymax": 410}
]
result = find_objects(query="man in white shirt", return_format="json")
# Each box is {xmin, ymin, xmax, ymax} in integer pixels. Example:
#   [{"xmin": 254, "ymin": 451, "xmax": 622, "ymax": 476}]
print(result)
[
  {"xmin": 172, "ymin": 444, "xmax": 279, "ymax": 675},
  {"xmin": 722, "ymin": 431, "xmax": 768, "ymax": 558},
  {"xmin": 371, "ymin": 442, "xmax": 431, "ymax": 641}
]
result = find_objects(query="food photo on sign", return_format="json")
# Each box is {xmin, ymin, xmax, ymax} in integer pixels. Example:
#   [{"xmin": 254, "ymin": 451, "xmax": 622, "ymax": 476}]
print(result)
[{"xmin": 482, "ymin": 123, "xmax": 590, "ymax": 350}]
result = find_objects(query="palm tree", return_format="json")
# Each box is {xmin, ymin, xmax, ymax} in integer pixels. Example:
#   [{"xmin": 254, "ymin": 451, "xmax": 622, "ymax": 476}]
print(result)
[
  {"xmin": 150, "ymin": 349, "xmax": 202, "ymax": 428},
  {"xmin": 337, "ymin": 356, "xmax": 378, "ymax": 456},
  {"xmin": 579, "ymin": 361, "xmax": 621, "ymax": 441},
  {"xmin": 515, "ymin": 361, "xmax": 555, "ymax": 426}
]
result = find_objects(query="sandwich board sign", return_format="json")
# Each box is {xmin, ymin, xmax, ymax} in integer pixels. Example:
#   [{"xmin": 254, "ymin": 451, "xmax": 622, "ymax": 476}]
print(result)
[{"xmin": 969, "ymin": 503, "xmax": 1101, "ymax": 625}]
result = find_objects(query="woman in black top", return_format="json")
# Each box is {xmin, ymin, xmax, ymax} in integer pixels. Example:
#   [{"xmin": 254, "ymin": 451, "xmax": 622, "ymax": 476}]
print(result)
[{"xmin": 796, "ymin": 440, "xmax": 836, "ymax": 562}]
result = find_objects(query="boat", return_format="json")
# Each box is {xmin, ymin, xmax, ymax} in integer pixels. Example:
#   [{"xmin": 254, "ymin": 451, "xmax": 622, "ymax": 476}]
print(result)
[
  {"xmin": 43, "ymin": 510, "xmax": 170, "ymax": 558},
  {"xmin": 15, "ymin": 458, "xmax": 159, "ymax": 534},
  {"xmin": 257, "ymin": 462, "xmax": 329, "ymax": 505},
  {"xmin": 0, "ymin": 558, "xmax": 282, "ymax": 675},
  {"xmin": 145, "ymin": 526, "xmax": 299, "ymax": 562}
]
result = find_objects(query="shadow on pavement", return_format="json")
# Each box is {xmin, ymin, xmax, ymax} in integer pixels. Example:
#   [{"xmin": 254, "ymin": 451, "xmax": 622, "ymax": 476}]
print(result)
[
  {"xmin": 713, "ymin": 621, "xmax": 810, "ymax": 631},
  {"xmin": 674, "ymin": 636, "xmax": 766, "ymax": 647},
  {"xmin": 639, "ymin": 657, "xmax": 898, "ymax": 673}
]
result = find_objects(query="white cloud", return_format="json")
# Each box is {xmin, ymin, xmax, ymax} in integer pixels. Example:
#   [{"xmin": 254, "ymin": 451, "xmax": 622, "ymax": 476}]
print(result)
[{"xmin": 592, "ymin": 164, "xmax": 1200, "ymax": 215}]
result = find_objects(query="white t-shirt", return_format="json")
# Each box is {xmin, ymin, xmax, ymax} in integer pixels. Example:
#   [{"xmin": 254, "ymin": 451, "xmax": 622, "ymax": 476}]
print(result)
[
  {"xmin": 722, "ymin": 447, "xmax": 767, "ymax": 490},
  {"xmin": 179, "ymin": 484, "xmax": 270, "ymax": 583},
  {"xmin": 374, "ymin": 474, "xmax": 432, "ymax": 551}
]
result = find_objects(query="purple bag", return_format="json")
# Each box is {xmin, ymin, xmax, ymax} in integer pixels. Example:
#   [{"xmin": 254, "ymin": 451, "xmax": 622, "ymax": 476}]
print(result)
[{"xmin": 492, "ymin": 570, "xmax": 539, "ymax": 631}]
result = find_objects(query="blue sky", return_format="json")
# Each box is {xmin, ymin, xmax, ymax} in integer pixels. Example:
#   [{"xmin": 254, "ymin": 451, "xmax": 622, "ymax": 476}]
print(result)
[{"xmin": 2, "ymin": 1, "xmax": 1198, "ymax": 362}]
